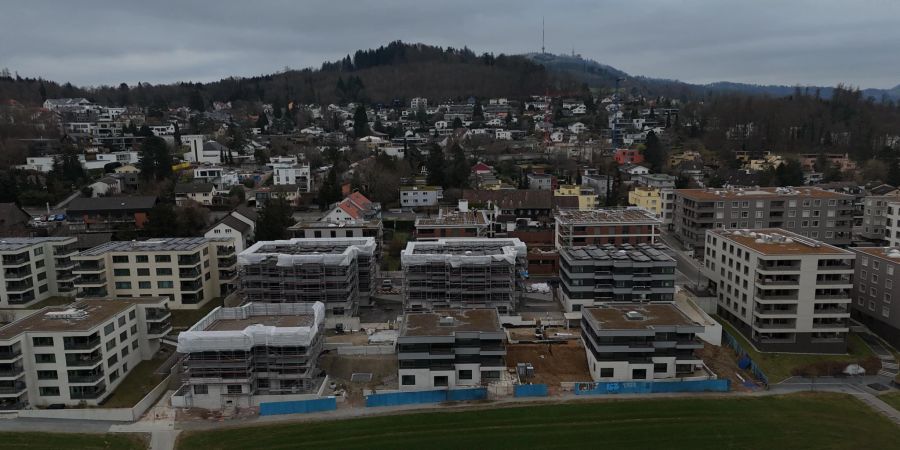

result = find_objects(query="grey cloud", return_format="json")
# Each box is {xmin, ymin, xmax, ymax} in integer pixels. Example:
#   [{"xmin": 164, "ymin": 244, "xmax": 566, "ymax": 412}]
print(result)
[{"xmin": 0, "ymin": 0, "xmax": 898, "ymax": 88}]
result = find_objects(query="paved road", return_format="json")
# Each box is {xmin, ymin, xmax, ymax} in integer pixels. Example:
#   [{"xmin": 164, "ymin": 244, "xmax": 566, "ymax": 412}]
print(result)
[{"xmin": 659, "ymin": 231, "xmax": 705, "ymax": 290}]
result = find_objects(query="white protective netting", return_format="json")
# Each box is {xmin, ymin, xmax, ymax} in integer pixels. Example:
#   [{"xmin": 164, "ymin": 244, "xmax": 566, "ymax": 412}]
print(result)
[
  {"xmin": 401, "ymin": 238, "xmax": 526, "ymax": 268},
  {"xmin": 237, "ymin": 237, "xmax": 376, "ymax": 268}
]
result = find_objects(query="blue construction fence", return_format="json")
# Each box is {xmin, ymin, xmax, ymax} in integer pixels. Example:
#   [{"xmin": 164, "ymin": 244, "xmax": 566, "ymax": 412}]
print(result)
[
  {"xmin": 259, "ymin": 397, "xmax": 337, "ymax": 416},
  {"xmin": 514, "ymin": 384, "xmax": 549, "ymax": 397},
  {"xmin": 573, "ymin": 379, "xmax": 730, "ymax": 395},
  {"xmin": 365, "ymin": 387, "xmax": 487, "ymax": 407},
  {"xmin": 722, "ymin": 330, "xmax": 770, "ymax": 386}
]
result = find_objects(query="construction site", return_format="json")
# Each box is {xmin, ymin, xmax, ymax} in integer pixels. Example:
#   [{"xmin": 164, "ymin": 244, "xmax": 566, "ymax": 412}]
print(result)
[
  {"xmin": 554, "ymin": 207, "xmax": 662, "ymax": 248},
  {"xmin": 401, "ymin": 238, "xmax": 527, "ymax": 314}
]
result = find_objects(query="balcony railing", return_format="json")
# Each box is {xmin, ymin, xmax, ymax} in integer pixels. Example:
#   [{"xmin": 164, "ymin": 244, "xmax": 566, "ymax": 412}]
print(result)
[
  {"xmin": 0, "ymin": 366, "xmax": 24, "ymax": 377},
  {"xmin": 0, "ymin": 349, "xmax": 22, "ymax": 361},
  {"xmin": 148, "ymin": 323, "xmax": 172, "ymax": 337},
  {"xmin": 65, "ymin": 353, "xmax": 103, "ymax": 366},
  {"xmin": 63, "ymin": 337, "xmax": 101, "ymax": 351},
  {"xmin": 68, "ymin": 372, "xmax": 104, "ymax": 383},
  {"xmin": 69, "ymin": 384, "xmax": 106, "ymax": 400},
  {"xmin": 3, "ymin": 268, "xmax": 31, "ymax": 279},
  {"xmin": 74, "ymin": 261, "xmax": 105, "ymax": 272},
  {"xmin": 1, "ymin": 255, "xmax": 30, "ymax": 266},
  {"xmin": 0, "ymin": 383, "xmax": 26, "ymax": 395}
]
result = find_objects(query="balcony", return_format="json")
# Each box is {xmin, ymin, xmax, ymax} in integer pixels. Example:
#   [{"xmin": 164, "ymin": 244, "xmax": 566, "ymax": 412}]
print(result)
[
  {"xmin": 813, "ymin": 320, "xmax": 849, "ymax": 329},
  {"xmin": 74, "ymin": 260, "xmax": 105, "ymax": 273},
  {"xmin": 77, "ymin": 287, "xmax": 108, "ymax": 298},
  {"xmin": 0, "ymin": 382, "xmax": 26, "ymax": 395},
  {"xmin": 0, "ymin": 365, "xmax": 24, "ymax": 378},
  {"xmin": 179, "ymin": 267, "xmax": 201, "ymax": 278},
  {"xmin": 63, "ymin": 336, "xmax": 101, "ymax": 351},
  {"xmin": 814, "ymin": 306, "xmax": 848, "ymax": 315},
  {"xmin": 755, "ymin": 277, "xmax": 799, "ymax": 286},
  {"xmin": 817, "ymin": 262, "xmax": 852, "ymax": 271},
  {"xmin": 7, "ymin": 291, "xmax": 35, "ymax": 305},
  {"xmin": 145, "ymin": 309, "xmax": 171, "ymax": 321},
  {"xmin": 76, "ymin": 274, "xmax": 107, "ymax": 285},
  {"xmin": 69, "ymin": 383, "xmax": 106, "ymax": 400},
  {"xmin": 1, "ymin": 254, "xmax": 30, "ymax": 267},
  {"xmin": 757, "ymin": 264, "xmax": 801, "ymax": 272},
  {"xmin": 3, "ymin": 267, "xmax": 32, "ymax": 279},
  {"xmin": 67, "ymin": 371, "xmax": 105, "ymax": 384},
  {"xmin": 148, "ymin": 322, "xmax": 173, "ymax": 337},
  {"xmin": 180, "ymin": 280, "xmax": 203, "ymax": 292},
  {"xmin": 756, "ymin": 292, "xmax": 798, "ymax": 301},
  {"xmin": 66, "ymin": 352, "xmax": 103, "ymax": 367},
  {"xmin": 55, "ymin": 258, "xmax": 77, "ymax": 270},
  {"xmin": 754, "ymin": 306, "xmax": 798, "ymax": 317},
  {"xmin": 0, "ymin": 348, "xmax": 22, "ymax": 361},
  {"xmin": 54, "ymin": 246, "xmax": 78, "ymax": 257},
  {"xmin": 218, "ymin": 256, "xmax": 237, "ymax": 268},
  {"xmin": 178, "ymin": 255, "xmax": 201, "ymax": 266},
  {"xmin": 753, "ymin": 321, "xmax": 796, "ymax": 330},
  {"xmin": 5, "ymin": 279, "xmax": 34, "ymax": 293}
]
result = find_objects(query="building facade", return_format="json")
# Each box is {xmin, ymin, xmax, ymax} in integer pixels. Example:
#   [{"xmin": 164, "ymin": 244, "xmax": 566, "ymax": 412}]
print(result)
[
  {"xmin": 559, "ymin": 244, "xmax": 676, "ymax": 314},
  {"xmin": 555, "ymin": 208, "xmax": 662, "ymax": 250},
  {"xmin": 673, "ymin": 187, "xmax": 854, "ymax": 253},
  {"xmin": 581, "ymin": 304, "xmax": 705, "ymax": 382},
  {"xmin": 1, "ymin": 237, "xmax": 78, "ymax": 308},
  {"xmin": 850, "ymin": 247, "xmax": 900, "ymax": 349},
  {"xmin": 860, "ymin": 190, "xmax": 900, "ymax": 241},
  {"xmin": 402, "ymin": 238, "xmax": 527, "ymax": 314},
  {"xmin": 702, "ymin": 229, "xmax": 854, "ymax": 353},
  {"xmin": 238, "ymin": 238, "xmax": 376, "ymax": 328},
  {"xmin": 400, "ymin": 186, "xmax": 443, "ymax": 208},
  {"xmin": 72, "ymin": 238, "xmax": 238, "ymax": 310},
  {"xmin": 173, "ymin": 302, "xmax": 325, "ymax": 409},
  {"xmin": 0, "ymin": 297, "xmax": 171, "ymax": 409},
  {"xmin": 398, "ymin": 309, "xmax": 506, "ymax": 390}
]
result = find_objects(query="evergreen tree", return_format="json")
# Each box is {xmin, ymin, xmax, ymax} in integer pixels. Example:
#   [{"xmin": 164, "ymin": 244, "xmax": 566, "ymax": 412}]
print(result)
[
  {"xmin": 775, "ymin": 159, "xmax": 805, "ymax": 186},
  {"xmin": 446, "ymin": 143, "xmax": 470, "ymax": 189},
  {"xmin": 173, "ymin": 122, "xmax": 182, "ymax": 148},
  {"xmin": 451, "ymin": 117, "xmax": 463, "ymax": 129},
  {"xmin": 643, "ymin": 131, "xmax": 664, "ymax": 172},
  {"xmin": 144, "ymin": 203, "xmax": 178, "ymax": 237},
  {"xmin": 317, "ymin": 166, "xmax": 343, "ymax": 210},
  {"xmin": 255, "ymin": 197, "xmax": 296, "ymax": 241},
  {"xmin": 255, "ymin": 113, "xmax": 269, "ymax": 131},
  {"xmin": 425, "ymin": 144, "xmax": 446, "ymax": 187},
  {"xmin": 353, "ymin": 104, "xmax": 370, "ymax": 137},
  {"xmin": 887, "ymin": 161, "xmax": 900, "ymax": 186},
  {"xmin": 138, "ymin": 136, "xmax": 173, "ymax": 181}
]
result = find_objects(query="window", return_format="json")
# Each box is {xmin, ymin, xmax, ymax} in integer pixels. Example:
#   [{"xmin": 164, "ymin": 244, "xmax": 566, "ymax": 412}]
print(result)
[
  {"xmin": 136, "ymin": 255, "xmax": 149, "ymax": 263},
  {"xmin": 129, "ymin": 310, "xmax": 136, "ymax": 320},
  {"xmin": 888, "ymin": 280, "xmax": 893, "ymax": 290},
  {"xmin": 138, "ymin": 281, "xmax": 151, "ymax": 289},
  {"xmin": 37, "ymin": 272, "xmax": 47, "ymax": 281},
  {"xmin": 137, "ymin": 268, "xmax": 150, "ymax": 276},
  {"xmin": 132, "ymin": 340, "xmax": 139, "ymax": 350},
  {"xmin": 121, "ymin": 346, "xmax": 129, "ymax": 357},
  {"xmin": 32, "ymin": 336, "xmax": 53, "ymax": 347},
  {"xmin": 112, "ymin": 256, "xmax": 129, "ymax": 264},
  {"xmin": 227, "ymin": 385, "xmax": 242, "ymax": 394},
  {"xmin": 114, "ymin": 282, "xmax": 132, "ymax": 290},
  {"xmin": 109, "ymin": 369, "xmax": 120, "ymax": 383},
  {"xmin": 599, "ymin": 367, "xmax": 614, "ymax": 378},
  {"xmin": 107, "ymin": 354, "xmax": 118, "ymax": 366},
  {"xmin": 155, "ymin": 255, "xmax": 171, "ymax": 263},
  {"xmin": 871, "ymin": 287, "xmax": 877, "ymax": 296},
  {"xmin": 870, "ymin": 300, "xmax": 877, "ymax": 311},
  {"xmin": 194, "ymin": 384, "xmax": 208, "ymax": 395},
  {"xmin": 119, "ymin": 331, "xmax": 128, "ymax": 342},
  {"xmin": 861, "ymin": 271, "xmax": 867, "ymax": 281},
  {"xmin": 35, "ymin": 260, "xmax": 44, "ymax": 268},
  {"xmin": 35, "ymin": 354, "xmax": 55, "ymax": 364},
  {"xmin": 33, "ymin": 247, "xmax": 43, "ymax": 256},
  {"xmin": 458, "ymin": 370, "xmax": 473, "ymax": 380},
  {"xmin": 104, "ymin": 322, "xmax": 115, "ymax": 335},
  {"xmin": 862, "ymin": 257, "xmax": 868, "ymax": 267},
  {"xmin": 39, "ymin": 387, "xmax": 60, "ymax": 397},
  {"xmin": 156, "ymin": 268, "xmax": 172, "ymax": 276},
  {"xmin": 872, "ymin": 274, "xmax": 879, "ymax": 283},
  {"xmin": 885, "ymin": 293, "xmax": 893, "ymax": 304},
  {"xmin": 106, "ymin": 339, "xmax": 116, "ymax": 351},
  {"xmin": 889, "ymin": 266, "xmax": 895, "ymax": 275},
  {"xmin": 433, "ymin": 376, "xmax": 449, "ymax": 387},
  {"xmin": 158, "ymin": 281, "xmax": 174, "ymax": 289},
  {"xmin": 884, "ymin": 307, "xmax": 891, "ymax": 318},
  {"xmin": 654, "ymin": 363, "xmax": 668, "ymax": 373},
  {"xmin": 131, "ymin": 324, "xmax": 138, "ymax": 334},
  {"xmin": 37, "ymin": 370, "xmax": 57, "ymax": 380}
]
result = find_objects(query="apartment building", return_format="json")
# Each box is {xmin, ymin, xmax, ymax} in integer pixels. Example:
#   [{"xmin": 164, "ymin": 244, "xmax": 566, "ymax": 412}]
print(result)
[
  {"xmin": 629, "ymin": 187, "xmax": 675, "ymax": 224},
  {"xmin": 414, "ymin": 207, "xmax": 490, "ymax": 241},
  {"xmin": 272, "ymin": 163, "xmax": 311, "ymax": 192},
  {"xmin": 559, "ymin": 243, "xmax": 676, "ymax": 314},
  {"xmin": 66, "ymin": 196, "xmax": 157, "ymax": 233},
  {"xmin": 1, "ymin": 237, "xmax": 78, "ymax": 308},
  {"xmin": 400, "ymin": 186, "xmax": 443, "ymax": 208},
  {"xmin": 0, "ymin": 297, "xmax": 171, "ymax": 409},
  {"xmin": 72, "ymin": 238, "xmax": 238, "ymax": 310},
  {"xmin": 673, "ymin": 187, "xmax": 854, "ymax": 253},
  {"xmin": 554, "ymin": 185, "xmax": 599, "ymax": 211},
  {"xmin": 398, "ymin": 309, "xmax": 506, "ymax": 390},
  {"xmin": 173, "ymin": 302, "xmax": 325, "ymax": 409},
  {"xmin": 581, "ymin": 304, "xmax": 705, "ymax": 382},
  {"xmin": 883, "ymin": 202, "xmax": 900, "ymax": 247},
  {"xmin": 238, "ymin": 237, "xmax": 376, "ymax": 328},
  {"xmin": 554, "ymin": 208, "xmax": 662, "ymax": 250},
  {"xmin": 702, "ymin": 229, "xmax": 854, "ymax": 353},
  {"xmin": 850, "ymin": 247, "xmax": 900, "ymax": 349},
  {"xmin": 401, "ymin": 238, "xmax": 527, "ymax": 314},
  {"xmin": 289, "ymin": 219, "xmax": 383, "ymax": 256},
  {"xmin": 527, "ymin": 173, "xmax": 553, "ymax": 191},
  {"xmin": 860, "ymin": 189, "xmax": 900, "ymax": 241}
]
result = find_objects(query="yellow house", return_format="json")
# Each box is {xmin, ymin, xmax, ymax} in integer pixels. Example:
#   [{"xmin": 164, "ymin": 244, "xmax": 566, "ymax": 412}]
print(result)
[
  {"xmin": 628, "ymin": 187, "xmax": 662, "ymax": 217},
  {"xmin": 555, "ymin": 185, "xmax": 598, "ymax": 210},
  {"xmin": 114, "ymin": 164, "xmax": 140, "ymax": 174},
  {"xmin": 747, "ymin": 154, "xmax": 785, "ymax": 171}
]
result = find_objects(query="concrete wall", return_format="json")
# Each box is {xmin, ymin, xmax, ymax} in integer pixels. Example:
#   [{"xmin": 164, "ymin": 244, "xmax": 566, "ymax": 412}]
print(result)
[{"xmin": 17, "ymin": 374, "xmax": 172, "ymax": 422}]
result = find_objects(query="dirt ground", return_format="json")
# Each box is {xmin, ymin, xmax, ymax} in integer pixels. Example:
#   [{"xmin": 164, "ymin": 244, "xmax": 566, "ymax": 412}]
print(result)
[
  {"xmin": 319, "ymin": 354, "xmax": 399, "ymax": 406},
  {"xmin": 324, "ymin": 331, "xmax": 370, "ymax": 345},
  {"xmin": 506, "ymin": 341, "xmax": 592, "ymax": 393},
  {"xmin": 696, "ymin": 342, "xmax": 757, "ymax": 392}
]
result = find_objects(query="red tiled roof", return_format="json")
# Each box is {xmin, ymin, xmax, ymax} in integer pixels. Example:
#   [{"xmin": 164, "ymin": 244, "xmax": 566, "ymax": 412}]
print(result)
[{"xmin": 338, "ymin": 192, "xmax": 373, "ymax": 219}]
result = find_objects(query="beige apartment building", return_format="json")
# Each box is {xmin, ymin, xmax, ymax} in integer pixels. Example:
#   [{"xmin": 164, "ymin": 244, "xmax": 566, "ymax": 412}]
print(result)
[
  {"xmin": 73, "ymin": 238, "xmax": 237, "ymax": 309},
  {"xmin": 1, "ymin": 237, "xmax": 78, "ymax": 308},
  {"xmin": 0, "ymin": 297, "xmax": 171, "ymax": 409}
]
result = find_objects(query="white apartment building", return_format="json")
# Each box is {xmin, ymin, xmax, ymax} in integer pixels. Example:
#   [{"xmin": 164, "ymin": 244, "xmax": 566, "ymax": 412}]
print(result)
[
  {"xmin": 883, "ymin": 202, "xmax": 900, "ymax": 247},
  {"xmin": 0, "ymin": 297, "xmax": 171, "ymax": 409},
  {"xmin": 1, "ymin": 237, "xmax": 78, "ymax": 308},
  {"xmin": 173, "ymin": 302, "xmax": 325, "ymax": 410},
  {"xmin": 702, "ymin": 228, "xmax": 854, "ymax": 353},
  {"xmin": 272, "ymin": 164, "xmax": 311, "ymax": 192},
  {"xmin": 73, "ymin": 238, "xmax": 238, "ymax": 310},
  {"xmin": 400, "ymin": 186, "xmax": 443, "ymax": 208},
  {"xmin": 861, "ymin": 190, "xmax": 900, "ymax": 241},
  {"xmin": 410, "ymin": 97, "xmax": 428, "ymax": 110}
]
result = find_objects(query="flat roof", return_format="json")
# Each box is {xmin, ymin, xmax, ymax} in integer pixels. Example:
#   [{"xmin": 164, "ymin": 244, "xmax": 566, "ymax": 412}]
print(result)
[
  {"xmin": 560, "ymin": 243, "xmax": 674, "ymax": 263},
  {"xmin": 78, "ymin": 237, "xmax": 233, "ymax": 256},
  {"xmin": 586, "ymin": 303, "xmax": 695, "ymax": 330},
  {"xmin": 709, "ymin": 228, "xmax": 852, "ymax": 256},
  {"xmin": 402, "ymin": 309, "xmax": 502, "ymax": 336},
  {"xmin": 556, "ymin": 208, "xmax": 661, "ymax": 225},
  {"xmin": 852, "ymin": 246, "xmax": 900, "ymax": 262},
  {"xmin": 207, "ymin": 315, "xmax": 314, "ymax": 331},
  {"xmin": 416, "ymin": 209, "xmax": 488, "ymax": 227},
  {"xmin": 0, "ymin": 298, "xmax": 165, "ymax": 340},
  {"xmin": 0, "ymin": 237, "xmax": 74, "ymax": 252},
  {"xmin": 242, "ymin": 237, "xmax": 374, "ymax": 256},
  {"xmin": 405, "ymin": 238, "xmax": 525, "ymax": 256},
  {"xmin": 676, "ymin": 187, "xmax": 852, "ymax": 201}
]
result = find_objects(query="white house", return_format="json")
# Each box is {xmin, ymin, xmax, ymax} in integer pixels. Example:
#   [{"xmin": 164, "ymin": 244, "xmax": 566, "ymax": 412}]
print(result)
[
  {"xmin": 204, "ymin": 207, "xmax": 258, "ymax": 254},
  {"xmin": 272, "ymin": 164, "xmax": 311, "ymax": 192},
  {"xmin": 87, "ymin": 176, "xmax": 122, "ymax": 197},
  {"xmin": 175, "ymin": 183, "xmax": 217, "ymax": 206},
  {"xmin": 495, "ymin": 130, "xmax": 513, "ymax": 140},
  {"xmin": 400, "ymin": 186, "xmax": 443, "ymax": 208},
  {"xmin": 568, "ymin": 122, "xmax": 587, "ymax": 134}
]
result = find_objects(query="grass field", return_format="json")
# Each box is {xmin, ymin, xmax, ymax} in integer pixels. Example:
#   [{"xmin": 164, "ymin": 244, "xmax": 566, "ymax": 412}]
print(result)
[
  {"xmin": 717, "ymin": 316, "xmax": 877, "ymax": 383},
  {"xmin": 0, "ymin": 432, "xmax": 145, "ymax": 450},
  {"xmin": 177, "ymin": 393, "xmax": 898, "ymax": 450},
  {"xmin": 880, "ymin": 391, "xmax": 900, "ymax": 411},
  {"xmin": 100, "ymin": 351, "xmax": 171, "ymax": 408},
  {"xmin": 171, "ymin": 297, "xmax": 223, "ymax": 329}
]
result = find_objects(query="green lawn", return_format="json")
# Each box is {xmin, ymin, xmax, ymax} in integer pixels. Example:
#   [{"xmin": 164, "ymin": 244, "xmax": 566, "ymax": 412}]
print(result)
[
  {"xmin": 382, "ymin": 230, "xmax": 410, "ymax": 271},
  {"xmin": 880, "ymin": 391, "xmax": 900, "ymax": 411},
  {"xmin": 100, "ymin": 352, "xmax": 170, "ymax": 408},
  {"xmin": 717, "ymin": 316, "xmax": 877, "ymax": 383},
  {"xmin": 177, "ymin": 393, "xmax": 898, "ymax": 450},
  {"xmin": 0, "ymin": 432, "xmax": 145, "ymax": 450},
  {"xmin": 171, "ymin": 297, "xmax": 223, "ymax": 329}
]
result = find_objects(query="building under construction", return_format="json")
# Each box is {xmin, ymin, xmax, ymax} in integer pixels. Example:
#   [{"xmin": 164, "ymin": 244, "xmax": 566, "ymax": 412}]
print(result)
[
  {"xmin": 172, "ymin": 302, "xmax": 325, "ymax": 410},
  {"xmin": 402, "ymin": 238, "xmax": 527, "ymax": 314},
  {"xmin": 555, "ymin": 207, "xmax": 662, "ymax": 250},
  {"xmin": 237, "ymin": 238, "xmax": 376, "ymax": 328}
]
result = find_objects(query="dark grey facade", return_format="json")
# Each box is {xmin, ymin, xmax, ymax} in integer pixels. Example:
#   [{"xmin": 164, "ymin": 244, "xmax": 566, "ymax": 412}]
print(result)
[{"xmin": 851, "ymin": 247, "xmax": 900, "ymax": 350}]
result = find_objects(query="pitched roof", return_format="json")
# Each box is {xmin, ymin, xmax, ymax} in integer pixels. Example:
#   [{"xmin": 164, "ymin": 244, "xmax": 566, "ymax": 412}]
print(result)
[
  {"xmin": 175, "ymin": 183, "xmax": 216, "ymax": 194},
  {"xmin": 462, "ymin": 189, "xmax": 553, "ymax": 210},
  {"xmin": 211, "ymin": 214, "xmax": 252, "ymax": 234},
  {"xmin": 67, "ymin": 196, "xmax": 157, "ymax": 213},
  {"xmin": 338, "ymin": 192, "xmax": 374, "ymax": 219},
  {"xmin": 869, "ymin": 184, "xmax": 897, "ymax": 196},
  {"xmin": 234, "ymin": 206, "xmax": 258, "ymax": 222},
  {"xmin": 0, "ymin": 203, "xmax": 30, "ymax": 228}
]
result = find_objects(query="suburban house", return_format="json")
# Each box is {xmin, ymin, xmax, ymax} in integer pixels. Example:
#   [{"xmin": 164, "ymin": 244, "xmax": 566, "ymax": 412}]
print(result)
[
  {"xmin": 66, "ymin": 196, "xmax": 157, "ymax": 233},
  {"xmin": 175, "ymin": 183, "xmax": 217, "ymax": 206},
  {"xmin": 400, "ymin": 186, "xmax": 443, "ymax": 208},
  {"xmin": 204, "ymin": 207, "xmax": 258, "ymax": 254},
  {"xmin": 323, "ymin": 192, "xmax": 381, "ymax": 222}
]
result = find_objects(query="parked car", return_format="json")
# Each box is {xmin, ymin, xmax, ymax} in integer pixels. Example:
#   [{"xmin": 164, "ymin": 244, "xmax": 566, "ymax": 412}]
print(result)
[{"xmin": 381, "ymin": 279, "xmax": 393, "ymax": 289}]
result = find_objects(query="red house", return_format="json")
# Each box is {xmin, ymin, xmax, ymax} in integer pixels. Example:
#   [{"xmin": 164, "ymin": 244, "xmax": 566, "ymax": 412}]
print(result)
[{"xmin": 614, "ymin": 148, "xmax": 644, "ymax": 165}]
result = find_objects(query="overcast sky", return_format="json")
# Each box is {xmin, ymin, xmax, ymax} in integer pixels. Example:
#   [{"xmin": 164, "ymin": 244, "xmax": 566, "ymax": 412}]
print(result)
[{"xmin": 1, "ymin": 0, "xmax": 898, "ymax": 89}]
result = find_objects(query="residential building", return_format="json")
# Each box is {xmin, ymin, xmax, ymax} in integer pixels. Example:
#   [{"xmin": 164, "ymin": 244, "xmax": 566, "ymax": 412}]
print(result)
[
  {"xmin": 66, "ymin": 196, "xmax": 157, "ymax": 233},
  {"xmin": 87, "ymin": 177, "xmax": 122, "ymax": 198},
  {"xmin": 628, "ymin": 187, "xmax": 675, "ymax": 224},
  {"xmin": 401, "ymin": 238, "xmax": 527, "ymax": 314},
  {"xmin": 614, "ymin": 149, "xmax": 644, "ymax": 165},
  {"xmin": 415, "ymin": 204, "xmax": 490, "ymax": 241},
  {"xmin": 174, "ymin": 183, "xmax": 217, "ymax": 206},
  {"xmin": 526, "ymin": 173, "xmax": 553, "ymax": 191},
  {"xmin": 799, "ymin": 153, "xmax": 857, "ymax": 172},
  {"xmin": 398, "ymin": 309, "xmax": 506, "ymax": 390},
  {"xmin": 673, "ymin": 187, "xmax": 854, "ymax": 253},
  {"xmin": 1, "ymin": 237, "xmax": 78, "ymax": 308},
  {"xmin": 581, "ymin": 174, "xmax": 612, "ymax": 199},
  {"xmin": 204, "ymin": 208, "xmax": 258, "ymax": 254},
  {"xmin": 462, "ymin": 189, "xmax": 553, "ymax": 222},
  {"xmin": 632, "ymin": 173, "xmax": 676, "ymax": 190},
  {"xmin": 702, "ymin": 229, "xmax": 854, "ymax": 353},
  {"xmin": 0, "ymin": 297, "xmax": 171, "ymax": 409},
  {"xmin": 555, "ymin": 208, "xmax": 662, "ymax": 250},
  {"xmin": 172, "ymin": 302, "xmax": 325, "ymax": 409},
  {"xmin": 288, "ymin": 220, "xmax": 383, "ymax": 256},
  {"xmin": 554, "ymin": 185, "xmax": 598, "ymax": 211},
  {"xmin": 410, "ymin": 97, "xmax": 428, "ymax": 110},
  {"xmin": 862, "ymin": 189, "xmax": 900, "ymax": 241},
  {"xmin": 559, "ymin": 244, "xmax": 676, "ymax": 314},
  {"xmin": 238, "ymin": 238, "xmax": 376, "ymax": 328},
  {"xmin": 850, "ymin": 247, "xmax": 900, "ymax": 349},
  {"xmin": 253, "ymin": 185, "xmax": 301, "ymax": 207},
  {"xmin": 72, "ymin": 238, "xmax": 238, "ymax": 310},
  {"xmin": 581, "ymin": 304, "xmax": 705, "ymax": 381},
  {"xmin": 400, "ymin": 186, "xmax": 443, "ymax": 208},
  {"xmin": 322, "ymin": 192, "xmax": 381, "ymax": 222},
  {"xmin": 272, "ymin": 163, "xmax": 311, "ymax": 192}
]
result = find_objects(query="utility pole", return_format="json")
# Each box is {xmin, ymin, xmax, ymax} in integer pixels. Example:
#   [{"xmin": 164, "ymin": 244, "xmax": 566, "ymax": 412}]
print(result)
[{"xmin": 541, "ymin": 17, "xmax": 545, "ymax": 54}]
